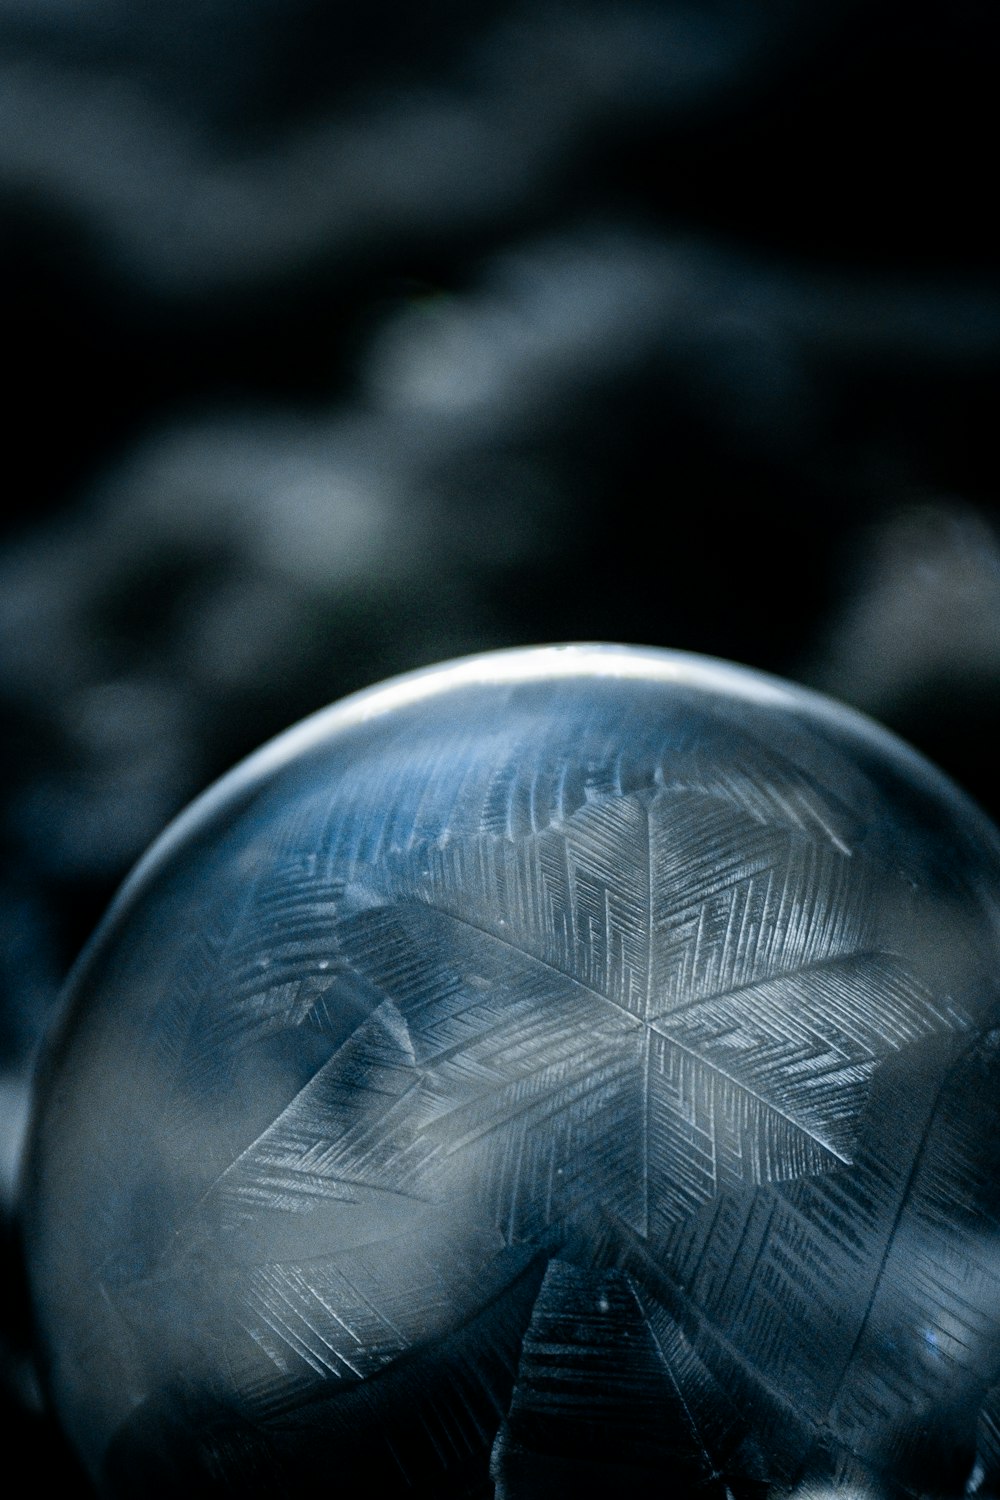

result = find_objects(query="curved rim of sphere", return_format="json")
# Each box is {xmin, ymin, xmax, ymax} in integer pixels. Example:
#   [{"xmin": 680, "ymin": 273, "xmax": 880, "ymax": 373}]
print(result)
[
  {"xmin": 38, "ymin": 641, "xmax": 999, "ymax": 999},
  {"xmin": 21, "ymin": 641, "xmax": 1000, "ymax": 1498}
]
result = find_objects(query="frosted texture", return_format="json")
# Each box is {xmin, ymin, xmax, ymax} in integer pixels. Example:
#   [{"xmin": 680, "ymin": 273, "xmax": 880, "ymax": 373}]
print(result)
[{"xmin": 23, "ymin": 645, "xmax": 1000, "ymax": 1498}]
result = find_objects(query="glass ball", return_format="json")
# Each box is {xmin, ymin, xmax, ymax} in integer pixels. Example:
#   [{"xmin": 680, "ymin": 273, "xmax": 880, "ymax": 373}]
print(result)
[{"xmin": 23, "ymin": 645, "xmax": 1000, "ymax": 1498}]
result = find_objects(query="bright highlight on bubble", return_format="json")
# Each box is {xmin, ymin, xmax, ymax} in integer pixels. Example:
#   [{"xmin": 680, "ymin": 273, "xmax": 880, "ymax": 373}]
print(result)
[{"xmin": 23, "ymin": 645, "xmax": 1000, "ymax": 1497}]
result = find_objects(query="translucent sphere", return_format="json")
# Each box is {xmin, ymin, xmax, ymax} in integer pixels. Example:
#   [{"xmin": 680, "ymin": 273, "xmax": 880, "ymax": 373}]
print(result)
[{"xmin": 23, "ymin": 646, "xmax": 1000, "ymax": 1498}]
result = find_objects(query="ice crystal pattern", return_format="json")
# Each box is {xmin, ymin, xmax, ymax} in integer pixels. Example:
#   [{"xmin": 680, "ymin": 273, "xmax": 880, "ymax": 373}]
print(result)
[
  {"xmin": 24, "ymin": 648, "xmax": 1000, "ymax": 1498},
  {"xmin": 207, "ymin": 789, "xmax": 951, "ymax": 1286}
]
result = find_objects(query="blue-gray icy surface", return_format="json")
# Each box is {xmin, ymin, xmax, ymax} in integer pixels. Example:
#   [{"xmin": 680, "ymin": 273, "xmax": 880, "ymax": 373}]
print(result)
[{"xmin": 24, "ymin": 646, "xmax": 1000, "ymax": 1498}]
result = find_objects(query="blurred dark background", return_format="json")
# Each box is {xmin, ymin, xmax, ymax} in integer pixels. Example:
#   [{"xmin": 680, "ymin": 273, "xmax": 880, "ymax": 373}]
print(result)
[{"xmin": 1, "ymin": 0, "xmax": 998, "ymax": 1489}]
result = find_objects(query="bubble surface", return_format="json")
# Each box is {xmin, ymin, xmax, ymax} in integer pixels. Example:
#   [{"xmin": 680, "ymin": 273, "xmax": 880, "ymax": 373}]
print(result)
[{"xmin": 23, "ymin": 645, "xmax": 1000, "ymax": 1497}]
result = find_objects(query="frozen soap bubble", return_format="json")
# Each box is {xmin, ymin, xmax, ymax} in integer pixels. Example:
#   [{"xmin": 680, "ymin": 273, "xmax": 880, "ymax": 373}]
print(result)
[{"xmin": 22, "ymin": 645, "xmax": 1000, "ymax": 1498}]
